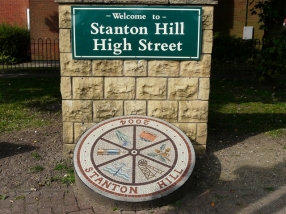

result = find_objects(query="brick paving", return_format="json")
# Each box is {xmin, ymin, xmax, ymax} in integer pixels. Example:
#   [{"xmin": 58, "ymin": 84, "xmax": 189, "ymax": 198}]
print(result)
[{"xmin": 1, "ymin": 186, "xmax": 286, "ymax": 213}]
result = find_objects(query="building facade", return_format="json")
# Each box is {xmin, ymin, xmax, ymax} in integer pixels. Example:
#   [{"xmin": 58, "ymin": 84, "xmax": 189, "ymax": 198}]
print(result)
[
  {"xmin": 3, "ymin": 0, "xmax": 286, "ymax": 41},
  {"xmin": 1, "ymin": 0, "xmax": 58, "ymax": 40},
  {"xmin": 0, "ymin": 0, "xmax": 29, "ymax": 27},
  {"xmin": 214, "ymin": 0, "xmax": 286, "ymax": 40}
]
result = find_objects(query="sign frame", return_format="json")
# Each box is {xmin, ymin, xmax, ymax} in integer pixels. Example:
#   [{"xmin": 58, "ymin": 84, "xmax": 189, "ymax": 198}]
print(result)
[{"xmin": 71, "ymin": 6, "xmax": 202, "ymax": 60}]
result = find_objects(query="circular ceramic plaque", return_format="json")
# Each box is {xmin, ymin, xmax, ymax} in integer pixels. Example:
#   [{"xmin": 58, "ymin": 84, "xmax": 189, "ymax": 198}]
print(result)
[{"xmin": 74, "ymin": 115, "xmax": 195, "ymax": 202}]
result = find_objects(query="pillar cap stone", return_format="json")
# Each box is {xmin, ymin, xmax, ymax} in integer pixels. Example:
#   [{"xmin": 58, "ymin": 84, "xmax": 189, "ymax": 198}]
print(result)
[{"xmin": 55, "ymin": 0, "xmax": 218, "ymax": 5}]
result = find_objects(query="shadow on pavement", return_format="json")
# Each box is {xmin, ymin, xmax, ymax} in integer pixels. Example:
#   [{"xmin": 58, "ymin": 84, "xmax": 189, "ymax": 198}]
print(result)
[
  {"xmin": 174, "ymin": 132, "xmax": 286, "ymax": 214},
  {"xmin": 180, "ymin": 159, "xmax": 286, "ymax": 213},
  {"xmin": 0, "ymin": 142, "xmax": 37, "ymax": 159}
]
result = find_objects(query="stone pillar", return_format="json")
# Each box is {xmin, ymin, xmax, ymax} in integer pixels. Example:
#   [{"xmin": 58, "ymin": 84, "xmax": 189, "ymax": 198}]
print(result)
[{"xmin": 55, "ymin": 0, "xmax": 218, "ymax": 159}]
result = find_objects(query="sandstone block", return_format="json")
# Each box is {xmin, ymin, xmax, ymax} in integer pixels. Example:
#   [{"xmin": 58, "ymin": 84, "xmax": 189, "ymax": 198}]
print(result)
[
  {"xmin": 179, "ymin": 101, "xmax": 208, "ymax": 122},
  {"xmin": 105, "ymin": 77, "xmax": 135, "ymax": 99},
  {"xmin": 168, "ymin": 78, "xmax": 198, "ymax": 100},
  {"xmin": 103, "ymin": 0, "xmax": 168, "ymax": 3},
  {"xmin": 124, "ymin": 101, "xmax": 147, "ymax": 115},
  {"xmin": 137, "ymin": 78, "xmax": 166, "ymax": 99},
  {"xmin": 57, "ymin": 0, "xmax": 82, "ymax": 2},
  {"xmin": 63, "ymin": 144, "xmax": 75, "ymax": 159},
  {"xmin": 193, "ymin": 144, "xmax": 206, "ymax": 156},
  {"xmin": 63, "ymin": 122, "xmax": 74, "ymax": 144},
  {"xmin": 202, "ymin": 6, "xmax": 214, "ymax": 29},
  {"xmin": 74, "ymin": 123, "xmax": 95, "ymax": 142},
  {"xmin": 61, "ymin": 77, "xmax": 72, "ymax": 99},
  {"xmin": 197, "ymin": 123, "xmax": 207, "ymax": 145},
  {"xmin": 169, "ymin": 0, "xmax": 217, "ymax": 4},
  {"xmin": 180, "ymin": 54, "xmax": 211, "ymax": 77},
  {"xmin": 92, "ymin": 60, "xmax": 123, "ymax": 76},
  {"xmin": 59, "ymin": 5, "xmax": 71, "ymax": 29},
  {"xmin": 82, "ymin": 0, "xmax": 103, "ymax": 2},
  {"xmin": 148, "ymin": 61, "xmax": 179, "ymax": 76},
  {"xmin": 202, "ymin": 30, "xmax": 213, "ymax": 54},
  {"xmin": 148, "ymin": 101, "xmax": 178, "ymax": 122},
  {"xmin": 124, "ymin": 60, "xmax": 147, "ymax": 76},
  {"xmin": 62, "ymin": 100, "xmax": 92, "ymax": 122},
  {"xmin": 61, "ymin": 53, "xmax": 91, "ymax": 76},
  {"xmin": 198, "ymin": 78, "xmax": 210, "ymax": 100},
  {"xmin": 93, "ymin": 100, "xmax": 123, "ymax": 122},
  {"xmin": 59, "ymin": 29, "xmax": 71, "ymax": 53},
  {"xmin": 173, "ymin": 123, "xmax": 196, "ymax": 141},
  {"xmin": 73, "ymin": 77, "xmax": 103, "ymax": 99}
]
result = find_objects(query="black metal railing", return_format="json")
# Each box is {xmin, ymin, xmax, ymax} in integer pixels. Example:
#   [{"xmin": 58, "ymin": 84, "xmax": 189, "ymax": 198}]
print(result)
[
  {"xmin": 211, "ymin": 39, "xmax": 263, "ymax": 74},
  {"xmin": 0, "ymin": 38, "xmax": 60, "ymax": 72},
  {"xmin": 0, "ymin": 37, "xmax": 264, "ymax": 73}
]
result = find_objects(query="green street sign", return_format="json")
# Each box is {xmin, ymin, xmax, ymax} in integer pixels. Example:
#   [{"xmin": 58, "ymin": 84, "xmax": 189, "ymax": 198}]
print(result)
[{"xmin": 71, "ymin": 6, "xmax": 202, "ymax": 60}]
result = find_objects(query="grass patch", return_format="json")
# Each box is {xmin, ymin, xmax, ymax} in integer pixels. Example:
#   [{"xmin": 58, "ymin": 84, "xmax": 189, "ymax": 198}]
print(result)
[
  {"xmin": 263, "ymin": 187, "xmax": 276, "ymax": 192},
  {"xmin": 0, "ymin": 195, "xmax": 7, "ymax": 200},
  {"xmin": 209, "ymin": 79, "xmax": 286, "ymax": 135},
  {"xmin": 265, "ymin": 129, "xmax": 286, "ymax": 137},
  {"xmin": 15, "ymin": 195, "xmax": 25, "ymax": 200},
  {"xmin": 0, "ymin": 77, "xmax": 60, "ymax": 133},
  {"xmin": 55, "ymin": 163, "xmax": 75, "ymax": 185},
  {"xmin": 31, "ymin": 152, "xmax": 41, "ymax": 160},
  {"xmin": 172, "ymin": 199, "xmax": 183, "ymax": 208},
  {"xmin": 30, "ymin": 165, "xmax": 44, "ymax": 173},
  {"xmin": 55, "ymin": 163, "xmax": 69, "ymax": 171}
]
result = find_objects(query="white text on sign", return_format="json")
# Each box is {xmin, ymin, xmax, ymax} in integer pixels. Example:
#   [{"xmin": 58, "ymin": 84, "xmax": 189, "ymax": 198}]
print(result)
[{"xmin": 90, "ymin": 21, "xmax": 185, "ymax": 55}]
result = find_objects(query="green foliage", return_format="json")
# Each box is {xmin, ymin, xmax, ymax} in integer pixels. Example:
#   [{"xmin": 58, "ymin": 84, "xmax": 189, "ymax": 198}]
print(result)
[
  {"xmin": 61, "ymin": 173, "xmax": 75, "ymax": 185},
  {"xmin": 213, "ymin": 0, "xmax": 285, "ymax": 79},
  {"xmin": 265, "ymin": 128, "xmax": 285, "ymax": 137},
  {"xmin": 0, "ymin": 55, "xmax": 18, "ymax": 64},
  {"xmin": 31, "ymin": 152, "xmax": 42, "ymax": 160},
  {"xmin": 112, "ymin": 207, "xmax": 118, "ymax": 211},
  {"xmin": 172, "ymin": 199, "xmax": 183, "ymax": 208},
  {"xmin": 249, "ymin": 0, "xmax": 286, "ymax": 82},
  {"xmin": 255, "ymin": 31, "xmax": 286, "ymax": 82},
  {"xmin": 0, "ymin": 195, "xmax": 7, "ymax": 200},
  {"xmin": 55, "ymin": 163, "xmax": 68, "ymax": 171},
  {"xmin": 55, "ymin": 163, "xmax": 75, "ymax": 185},
  {"xmin": 30, "ymin": 165, "xmax": 44, "ymax": 173},
  {"xmin": 250, "ymin": 0, "xmax": 279, "ymax": 33},
  {"xmin": 0, "ymin": 22, "xmax": 30, "ymax": 64},
  {"xmin": 15, "ymin": 195, "xmax": 25, "ymax": 200},
  {"xmin": 263, "ymin": 186, "xmax": 276, "ymax": 191},
  {"xmin": 212, "ymin": 32, "xmax": 258, "ymax": 63}
]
